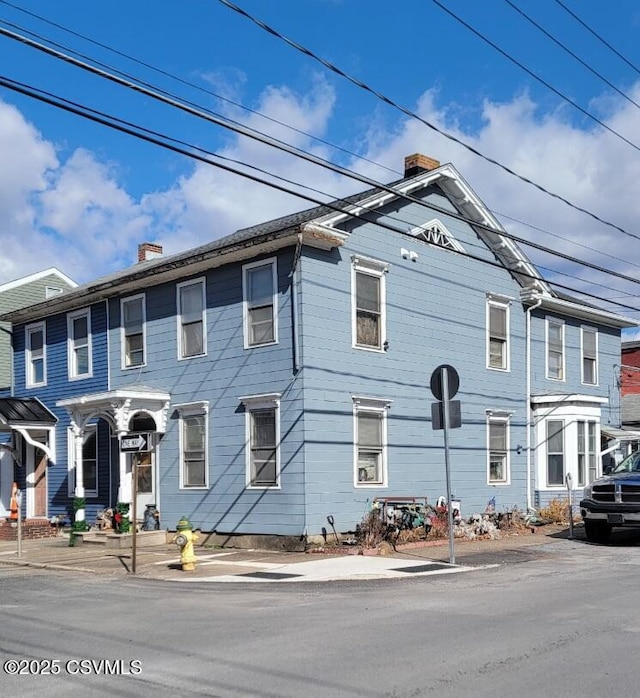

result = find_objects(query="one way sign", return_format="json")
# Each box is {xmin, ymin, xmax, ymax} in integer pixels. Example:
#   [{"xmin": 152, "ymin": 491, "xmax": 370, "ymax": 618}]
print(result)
[{"xmin": 120, "ymin": 433, "xmax": 152, "ymax": 453}]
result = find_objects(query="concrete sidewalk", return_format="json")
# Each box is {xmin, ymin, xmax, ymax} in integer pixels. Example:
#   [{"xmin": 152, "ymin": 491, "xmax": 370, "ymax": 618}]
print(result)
[{"xmin": 0, "ymin": 524, "xmax": 578, "ymax": 583}]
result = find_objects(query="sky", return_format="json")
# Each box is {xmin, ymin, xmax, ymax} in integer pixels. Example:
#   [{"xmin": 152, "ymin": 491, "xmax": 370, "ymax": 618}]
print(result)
[{"xmin": 2, "ymin": 0, "xmax": 640, "ymax": 335}]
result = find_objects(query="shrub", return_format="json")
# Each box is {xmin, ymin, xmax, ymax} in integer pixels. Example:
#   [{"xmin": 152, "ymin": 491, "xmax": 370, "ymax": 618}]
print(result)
[{"xmin": 538, "ymin": 497, "xmax": 570, "ymax": 524}]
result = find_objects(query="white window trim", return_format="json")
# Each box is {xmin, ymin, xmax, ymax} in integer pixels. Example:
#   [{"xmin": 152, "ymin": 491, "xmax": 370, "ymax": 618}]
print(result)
[
  {"xmin": 67, "ymin": 308, "xmax": 93, "ymax": 380},
  {"xmin": 25, "ymin": 321, "xmax": 46, "ymax": 388},
  {"xmin": 545, "ymin": 317, "xmax": 565, "ymax": 381},
  {"xmin": 351, "ymin": 255, "xmax": 389, "ymax": 352},
  {"xmin": 175, "ymin": 401, "xmax": 210, "ymax": 490},
  {"xmin": 121, "ymin": 293, "xmax": 146, "ymax": 370},
  {"xmin": 486, "ymin": 295, "xmax": 511, "ymax": 372},
  {"xmin": 545, "ymin": 418, "xmax": 565, "ymax": 488},
  {"xmin": 580, "ymin": 325, "xmax": 598, "ymax": 386},
  {"xmin": 352, "ymin": 396, "xmax": 392, "ymax": 488},
  {"xmin": 486, "ymin": 410, "xmax": 511, "ymax": 485},
  {"xmin": 242, "ymin": 258, "xmax": 278, "ymax": 349},
  {"xmin": 176, "ymin": 278, "xmax": 207, "ymax": 360},
  {"xmin": 239, "ymin": 393, "xmax": 281, "ymax": 489},
  {"xmin": 67, "ymin": 424, "xmax": 98, "ymax": 498}
]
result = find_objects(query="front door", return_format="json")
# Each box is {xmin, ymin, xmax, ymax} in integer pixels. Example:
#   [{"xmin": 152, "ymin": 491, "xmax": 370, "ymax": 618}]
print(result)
[
  {"xmin": 32, "ymin": 449, "xmax": 48, "ymax": 518},
  {"xmin": 134, "ymin": 451, "xmax": 155, "ymax": 521},
  {"xmin": 0, "ymin": 448, "xmax": 12, "ymax": 518}
]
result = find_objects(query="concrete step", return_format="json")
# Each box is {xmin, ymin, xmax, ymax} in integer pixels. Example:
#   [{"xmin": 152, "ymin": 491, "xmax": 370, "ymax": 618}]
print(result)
[{"xmin": 74, "ymin": 530, "xmax": 168, "ymax": 549}]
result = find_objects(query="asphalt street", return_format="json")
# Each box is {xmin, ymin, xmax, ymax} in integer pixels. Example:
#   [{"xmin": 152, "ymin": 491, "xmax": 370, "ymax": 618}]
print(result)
[{"xmin": 1, "ymin": 529, "xmax": 640, "ymax": 697}]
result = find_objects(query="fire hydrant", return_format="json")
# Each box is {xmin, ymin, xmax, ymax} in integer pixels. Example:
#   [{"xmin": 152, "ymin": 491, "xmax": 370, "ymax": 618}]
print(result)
[{"xmin": 172, "ymin": 516, "xmax": 199, "ymax": 571}]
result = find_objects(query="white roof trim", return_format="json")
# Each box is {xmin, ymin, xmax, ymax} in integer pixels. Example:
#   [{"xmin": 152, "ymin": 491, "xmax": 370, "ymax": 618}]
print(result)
[
  {"xmin": 531, "ymin": 394, "xmax": 609, "ymax": 406},
  {"xmin": 0, "ymin": 267, "xmax": 77, "ymax": 294}
]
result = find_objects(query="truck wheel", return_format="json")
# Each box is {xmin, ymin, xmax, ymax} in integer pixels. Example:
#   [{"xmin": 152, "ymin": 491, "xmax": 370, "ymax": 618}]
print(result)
[{"xmin": 584, "ymin": 520, "xmax": 612, "ymax": 544}]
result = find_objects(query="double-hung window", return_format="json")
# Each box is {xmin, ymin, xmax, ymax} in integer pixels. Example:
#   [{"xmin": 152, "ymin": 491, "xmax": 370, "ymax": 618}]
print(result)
[
  {"xmin": 486, "ymin": 296, "xmax": 510, "ymax": 370},
  {"xmin": 82, "ymin": 425, "xmax": 98, "ymax": 497},
  {"xmin": 581, "ymin": 327, "xmax": 598, "ymax": 385},
  {"xmin": 487, "ymin": 412, "xmax": 510, "ymax": 484},
  {"xmin": 121, "ymin": 295, "xmax": 145, "ymax": 368},
  {"xmin": 177, "ymin": 279, "xmax": 206, "ymax": 359},
  {"xmin": 240, "ymin": 393, "xmax": 281, "ymax": 488},
  {"xmin": 25, "ymin": 322, "xmax": 46, "ymax": 387},
  {"xmin": 353, "ymin": 397, "xmax": 391, "ymax": 486},
  {"xmin": 67, "ymin": 424, "xmax": 98, "ymax": 498},
  {"xmin": 577, "ymin": 420, "xmax": 597, "ymax": 486},
  {"xmin": 546, "ymin": 420, "xmax": 565, "ymax": 486},
  {"xmin": 352, "ymin": 256, "xmax": 388, "ymax": 351},
  {"xmin": 546, "ymin": 318, "xmax": 565, "ymax": 380},
  {"xmin": 243, "ymin": 259, "xmax": 277, "ymax": 348},
  {"xmin": 68, "ymin": 309, "xmax": 92, "ymax": 379},
  {"xmin": 176, "ymin": 402, "xmax": 209, "ymax": 489}
]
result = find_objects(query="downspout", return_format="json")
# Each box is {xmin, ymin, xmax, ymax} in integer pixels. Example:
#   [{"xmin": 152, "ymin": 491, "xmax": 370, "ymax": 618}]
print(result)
[
  {"xmin": 526, "ymin": 297, "xmax": 543, "ymax": 511},
  {"xmin": 290, "ymin": 233, "xmax": 303, "ymax": 374}
]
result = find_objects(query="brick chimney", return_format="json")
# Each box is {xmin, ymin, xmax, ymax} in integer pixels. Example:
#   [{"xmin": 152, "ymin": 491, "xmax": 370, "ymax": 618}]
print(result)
[
  {"xmin": 404, "ymin": 153, "xmax": 441, "ymax": 178},
  {"xmin": 137, "ymin": 242, "xmax": 163, "ymax": 263}
]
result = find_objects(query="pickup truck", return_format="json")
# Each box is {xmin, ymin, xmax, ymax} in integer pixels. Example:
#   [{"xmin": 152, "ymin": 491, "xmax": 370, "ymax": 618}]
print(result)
[{"xmin": 580, "ymin": 450, "xmax": 640, "ymax": 543}]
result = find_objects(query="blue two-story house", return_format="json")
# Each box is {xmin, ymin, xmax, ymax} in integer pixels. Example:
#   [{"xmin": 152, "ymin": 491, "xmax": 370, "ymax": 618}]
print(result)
[{"xmin": 1, "ymin": 154, "xmax": 634, "ymax": 545}]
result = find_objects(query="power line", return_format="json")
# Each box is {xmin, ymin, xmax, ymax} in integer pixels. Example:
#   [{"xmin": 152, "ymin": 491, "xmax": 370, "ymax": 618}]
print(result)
[
  {"xmin": 0, "ymin": 0, "xmax": 400, "ymax": 179},
  {"xmin": 554, "ymin": 0, "xmax": 640, "ymax": 78},
  {"xmin": 505, "ymin": 0, "xmax": 640, "ymax": 112},
  {"xmin": 3, "ymin": 22, "xmax": 640, "ymax": 312},
  {"xmin": 431, "ymin": 0, "xmax": 640, "ymax": 151},
  {"xmin": 3, "ymin": 8, "xmax": 639, "ymax": 284},
  {"xmin": 216, "ymin": 0, "xmax": 640, "ymax": 247},
  {"xmin": 3, "ymin": 72, "xmax": 640, "ymax": 317}
]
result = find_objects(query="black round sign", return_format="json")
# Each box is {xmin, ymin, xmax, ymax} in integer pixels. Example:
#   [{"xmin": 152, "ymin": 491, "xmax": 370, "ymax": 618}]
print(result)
[{"xmin": 430, "ymin": 364, "xmax": 460, "ymax": 400}]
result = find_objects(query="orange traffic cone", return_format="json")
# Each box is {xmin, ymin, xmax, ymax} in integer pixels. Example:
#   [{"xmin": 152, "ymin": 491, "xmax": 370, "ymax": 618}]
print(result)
[{"xmin": 8, "ymin": 482, "xmax": 18, "ymax": 520}]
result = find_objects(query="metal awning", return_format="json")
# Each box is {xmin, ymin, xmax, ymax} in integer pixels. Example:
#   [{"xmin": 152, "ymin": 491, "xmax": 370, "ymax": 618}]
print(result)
[
  {"xmin": 0, "ymin": 397, "xmax": 57, "ymax": 461},
  {"xmin": 601, "ymin": 427, "xmax": 640, "ymax": 443},
  {"xmin": 0, "ymin": 397, "xmax": 57, "ymax": 426}
]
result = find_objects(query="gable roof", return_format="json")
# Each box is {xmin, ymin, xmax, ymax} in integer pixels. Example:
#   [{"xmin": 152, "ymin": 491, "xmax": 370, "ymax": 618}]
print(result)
[
  {"xmin": 0, "ymin": 267, "xmax": 77, "ymax": 295},
  {"xmin": 1, "ymin": 161, "xmax": 634, "ymax": 329}
]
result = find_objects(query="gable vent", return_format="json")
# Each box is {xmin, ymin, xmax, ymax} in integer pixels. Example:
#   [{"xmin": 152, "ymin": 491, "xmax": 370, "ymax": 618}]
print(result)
[{"xmin": 410, "ymin": 219, "xmax": 464, "ymax": 253}]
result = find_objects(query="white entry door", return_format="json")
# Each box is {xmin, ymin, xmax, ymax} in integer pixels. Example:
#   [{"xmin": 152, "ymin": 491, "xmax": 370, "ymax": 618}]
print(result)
[
  {"xmin": 0, "ymin": 449, "xmax": 11, "ymax": 518},
  {"xmin": 134, "ymin": 451, "xmax": 155, "ymax": 520}
]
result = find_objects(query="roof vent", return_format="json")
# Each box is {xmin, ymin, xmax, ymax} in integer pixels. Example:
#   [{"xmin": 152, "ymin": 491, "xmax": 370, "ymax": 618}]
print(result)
[
  {"xmin": 138, "ymin": 242, "xmax": 163, "ymax": 263},
  {"xmin": 404, "ymin": 153, "xmax": 440, "ymax": 178}
]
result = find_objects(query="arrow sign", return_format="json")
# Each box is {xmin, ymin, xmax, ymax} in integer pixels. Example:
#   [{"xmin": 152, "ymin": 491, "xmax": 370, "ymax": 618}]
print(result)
[{"xmin": 120, "ymin": 433, "xmax": 151, "ymax": 453}]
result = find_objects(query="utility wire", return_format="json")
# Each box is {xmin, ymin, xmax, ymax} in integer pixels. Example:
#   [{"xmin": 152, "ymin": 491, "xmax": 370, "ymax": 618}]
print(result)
[
  {"xmin": 505, "ymin": 0, "xmax": 640, "ymax": 112},
  {"xmin": 2, "ymin": 22, "xmax": 640, "ymax": 307},
  {"xmin": 2, "ymin": 72, "xmax": 639, "ymax": 317},
  {"xmin": 554, "ymin": 0, "xmax": 640, "ymax": 78},
  {"xmin": 217, "ymin": 0, "xmax": 640, "ymax": 246},
  {"xmin": 3, "ymin": 9, "xmax": 639, "ymax": 280},
  {"xmin": 0, "ymin": 0, "xmax": 399, "ymax": 179},
  {"xmin": 432, "ymin": 0, "xmax": 640, "ymax": 151}
]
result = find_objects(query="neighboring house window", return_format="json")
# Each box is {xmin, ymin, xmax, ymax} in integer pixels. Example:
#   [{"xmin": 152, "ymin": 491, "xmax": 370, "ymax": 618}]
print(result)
[
  {"xmin": 243, "ymin": 259, "xmax": 277, "ymax": 348},
  {"xmin": 240, "ymin": 393, "xmax": 281, "ymax": 488},
  {"xmin": 68, "ymin": 309, "xmax": 92, "ymax": 379},
  {"xmin": 351, "ymin": 256, "xmax": 388, "ymax": 351},
  {"xmin": 581, "ymin": 327, "xmax": 598, "ymax": 385},
  {"xmin": 546, "ymin": 318, "xmax": 565, "ymax": 380},
  {"xmin": 546, "ymin": 420, "xmax": 565, "ymax": 486},
  {"xmin": 177, "ymin": 279, "xmax": 206, "ymax": 359},
  {"xmin": 121, "ymin": 295, "xmax": 145, "ymax": 368},
  {"xmin": 353, "ymin": 396, "xmax": 392, "ymax": 486},
  {"xmin": 486, "ymin": 296, "xmax": 510, "ymax": 370},
  {"xmin": 578, "ymin": 421, "xmax": 597, "ymax": 486},
  {"xmin": 175, "ymin": 402, "xmax": 209, "ymax": 489},
  {"xmin": 487, "ymin": 413, "xmax": 510, "ymax": 484},
  {"xmin": 25, "ymin": 322, "xmax": 46, "ymax": 387}
]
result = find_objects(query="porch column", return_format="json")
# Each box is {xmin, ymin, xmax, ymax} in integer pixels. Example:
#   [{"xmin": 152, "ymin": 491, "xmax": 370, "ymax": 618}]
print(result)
[
  {"xmin": 117, "ymin": 431, "xmax": 131, "ymax": 505},
  {"xmin": 72, "ymin": 424, "xmax": 85, "ymax": 523}
]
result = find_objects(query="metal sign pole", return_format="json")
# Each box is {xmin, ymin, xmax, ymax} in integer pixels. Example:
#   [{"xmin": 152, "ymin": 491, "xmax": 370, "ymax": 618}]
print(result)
[
  {"xmin": 16, "ymin": 489, "xmax": 22, "ymax": 559},
  {"xmin": 442, "ymin": 367, "xmax": 455, "ymax": 564},
  {"xmin": 131, "ymin": 456, "xmax": 137, "ymax": 575}
]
